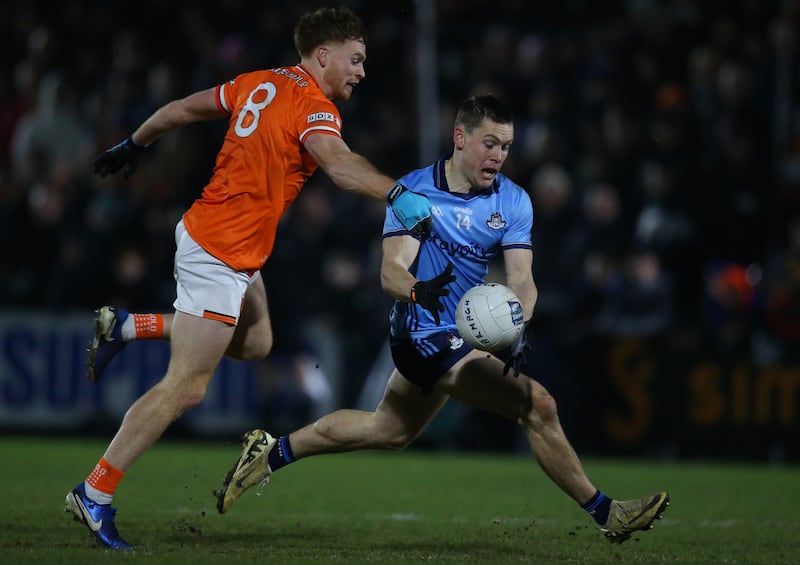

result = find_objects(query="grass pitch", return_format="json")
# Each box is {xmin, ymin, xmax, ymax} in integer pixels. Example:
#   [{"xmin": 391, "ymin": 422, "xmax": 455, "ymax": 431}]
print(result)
[{"xmin": 1, "ymin": 435, "xmax": 798, "ymax": 564}]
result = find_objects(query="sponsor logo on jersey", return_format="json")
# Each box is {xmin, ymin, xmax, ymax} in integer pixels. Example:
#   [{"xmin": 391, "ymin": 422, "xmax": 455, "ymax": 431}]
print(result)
[
  {"xmin": 307, "ymin": 112, "xmax": 341, "ymax": 128},
  {"xmin": 429, "ymin": 233, "xmax": 492, "ymax": 260},
  {"xmin": 271, "ymin": 67, "xmax": 309, "ymax": 87},
  {"xmin": 486, "ymin": 212, "xmax": 507, "ymax": 230}
]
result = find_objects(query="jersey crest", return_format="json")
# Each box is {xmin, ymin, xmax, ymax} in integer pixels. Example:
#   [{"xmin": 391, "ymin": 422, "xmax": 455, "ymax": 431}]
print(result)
[
  {"xmin": 486, "ymin": 212, "xmax": 507, "ymax": 230},
  {"xmin": 447, "ymin": 333, "xmax": 465, "ymax": 350}
]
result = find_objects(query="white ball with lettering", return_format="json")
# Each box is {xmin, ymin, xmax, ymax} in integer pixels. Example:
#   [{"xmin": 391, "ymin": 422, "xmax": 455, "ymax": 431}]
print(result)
[{"xmin": 455, "ymin": 283, "xmax": 524, "ymax": 352}]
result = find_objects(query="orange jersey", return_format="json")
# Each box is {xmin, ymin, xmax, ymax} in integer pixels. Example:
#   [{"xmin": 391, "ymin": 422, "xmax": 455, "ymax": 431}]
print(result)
[{"xmin": 182, "ymin": 65, "xmax": 342, "ymax": 272}]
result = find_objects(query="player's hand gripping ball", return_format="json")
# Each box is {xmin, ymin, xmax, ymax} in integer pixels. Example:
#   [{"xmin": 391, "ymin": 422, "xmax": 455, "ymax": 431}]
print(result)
[{"xmin": 455, "ymin": 283, "xmax": 524, "ymax": 352}]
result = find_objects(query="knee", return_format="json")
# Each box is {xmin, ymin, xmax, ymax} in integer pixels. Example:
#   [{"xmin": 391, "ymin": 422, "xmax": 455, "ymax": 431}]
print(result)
[
  {"xmin": 533, "ymin": 393, "xmax": 558, "ymax": 422},
  {"xmin": 177, "ymin": 386, "xmax": 207, "ymax": 412},
  {"xmin": 159, "ymin": 379, "xmax": 208, "ymax": 414},
  {"xmin": 522, "ymin": 387, "xmax": 559, "ymax": 427}
]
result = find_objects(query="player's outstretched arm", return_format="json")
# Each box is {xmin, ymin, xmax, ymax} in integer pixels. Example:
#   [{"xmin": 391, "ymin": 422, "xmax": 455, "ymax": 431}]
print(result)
[
  {"xmin": 94, "ymin": 87, "xmax": 225, "ymax": 179},
  {"xmin": 304, "ymin": 133, "xmax": 432, "ymax": 235}
]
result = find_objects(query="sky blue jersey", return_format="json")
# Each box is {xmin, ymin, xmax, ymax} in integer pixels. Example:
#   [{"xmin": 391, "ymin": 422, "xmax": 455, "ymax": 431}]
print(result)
[{"xmin": 383, "ymin": 154, "xmax": 534, "ymax": 339}]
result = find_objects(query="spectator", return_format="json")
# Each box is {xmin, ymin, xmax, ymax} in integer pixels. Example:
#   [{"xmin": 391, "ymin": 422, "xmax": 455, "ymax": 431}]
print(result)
[{"xmin": 594, "ymin": 248, "xmax": 674, "ymax": 336}]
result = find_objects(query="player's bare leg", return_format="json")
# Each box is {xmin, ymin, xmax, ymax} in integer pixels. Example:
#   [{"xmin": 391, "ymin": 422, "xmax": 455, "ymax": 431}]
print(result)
[
  {"xmin": 103, "ymin": 311, "xmax": 234, "ymax": 470},
  {"xmin": 215, "ymin": 371, "xmax": 447, "ymax": 513},
  {"xmin": 217, "ymin": 348, "xmax": 668, "ymax": 540},
  {"xmin": 225, "ymin": 274, "xmax": 273, "ymax": 361},
  {"xmin": 88, "ymin": 274, "xmax": 269, "ymax": 386},
  {"xmin": 86, "ymin": 308, "xmax": 175, "ymax": 382},
  {"xmin": 437, "ymin": 351, "xmax": 598, "ymax": 504},
  {"xmin": 438, "ymin": 351, "xmax": 668, "ymax": 542},
  {"xmin": 291, "ymin": 370, "xmax": 449, "ymax": 456},
  {"xmin": 68, "ymin": 311, "xmax": 235, "ymax": 547}
]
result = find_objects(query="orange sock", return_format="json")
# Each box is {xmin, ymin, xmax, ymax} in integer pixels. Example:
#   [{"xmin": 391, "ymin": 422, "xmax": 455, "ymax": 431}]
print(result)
[
  {"xmin": 86, "ymin": 457, "xmax": 125, "ymax": 497},
  {"xmin": 132, "ymin": 313, "xmax": 164, "ymax": 340}
]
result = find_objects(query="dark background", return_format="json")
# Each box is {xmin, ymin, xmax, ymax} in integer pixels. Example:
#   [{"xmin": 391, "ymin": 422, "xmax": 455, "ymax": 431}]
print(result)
[{"xmin": 1, "ymin": 0, "xmax": 799, "ymax": 460}]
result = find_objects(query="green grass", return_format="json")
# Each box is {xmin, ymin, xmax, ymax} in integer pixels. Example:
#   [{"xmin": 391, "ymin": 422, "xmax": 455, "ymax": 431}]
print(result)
[{"xmin": 1, "ymin": 435, "xmax": 798, "ymax": 564}]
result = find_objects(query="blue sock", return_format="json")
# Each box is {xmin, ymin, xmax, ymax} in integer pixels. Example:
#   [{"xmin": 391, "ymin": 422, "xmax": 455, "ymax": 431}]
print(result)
[
  {"xmin": 267, "ymin": 435, "xmax": 295, "ymax": 472},
  {"xmin": 582, "ymin": 491, "xmax": 612, "ymax": 525}
]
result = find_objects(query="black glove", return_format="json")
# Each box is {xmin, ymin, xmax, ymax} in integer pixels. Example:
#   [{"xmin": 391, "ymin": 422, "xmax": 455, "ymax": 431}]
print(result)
[
  {"xmin": 503, "ymin": 320, "xmax": 531, "ymax": 377},
  {"xmin": 387, "ymin": 184, "xmax": 433, "ymax": 238},
  {"xmin": 410, "ymin": 262, "xmax": 456, "ymax": 326},
  {"xmin": 93, "ymin": 135, "xmax": 147, "ymax": 179}
]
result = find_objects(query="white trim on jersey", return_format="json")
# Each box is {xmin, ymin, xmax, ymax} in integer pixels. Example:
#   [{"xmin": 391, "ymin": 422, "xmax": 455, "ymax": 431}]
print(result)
[
  {"xmin": 218, "ymin": 83, "xmax": 230, "ymax": 113},
  {"xmin": 299, "ymin": 125, "xmax": 342, "ymax": 142}
]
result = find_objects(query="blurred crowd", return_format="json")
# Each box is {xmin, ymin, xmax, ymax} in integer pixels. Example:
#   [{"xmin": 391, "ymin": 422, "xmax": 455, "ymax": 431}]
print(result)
[{"xmin": 2, "ymin": 0, "xmax": 800, "ymax": 417}]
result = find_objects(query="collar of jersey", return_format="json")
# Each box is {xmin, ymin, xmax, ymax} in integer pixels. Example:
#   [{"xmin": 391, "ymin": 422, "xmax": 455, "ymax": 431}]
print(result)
[
  {"xmin": 433, "ymin": 153, "xmax": 499, "ymax": 198},
  {"xmin": 294, "ymin": 64, "xmax": 322, "ymax": 90}
]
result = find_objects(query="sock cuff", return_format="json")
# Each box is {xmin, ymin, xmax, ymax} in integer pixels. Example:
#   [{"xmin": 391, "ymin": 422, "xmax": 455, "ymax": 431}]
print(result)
[
  {"xmin": 582, "ymin": 491, "xmax": 607, "ymax": 512},
  {"xmin": 278, "ymin": 435, "xmax": 295, "ymax": 463},
  {"xmin": 132, "ymin": 313, "xmax": 164, "ymax": 340},
  {"xmin": 87, "ymin": 457, "xmax": 125, "ymax": 494}
]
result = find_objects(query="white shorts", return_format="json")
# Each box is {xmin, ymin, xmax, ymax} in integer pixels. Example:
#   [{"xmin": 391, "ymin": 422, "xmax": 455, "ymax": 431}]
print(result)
[{"xmin": 173, "ymin": 219, "xmax": 260, "ymax": 326}]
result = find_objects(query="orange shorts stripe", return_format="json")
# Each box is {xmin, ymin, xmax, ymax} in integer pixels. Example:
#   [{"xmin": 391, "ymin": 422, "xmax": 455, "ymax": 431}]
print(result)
[{"xmin": 203, "ymin": 310, "xmax": 237, "ymax": 325}]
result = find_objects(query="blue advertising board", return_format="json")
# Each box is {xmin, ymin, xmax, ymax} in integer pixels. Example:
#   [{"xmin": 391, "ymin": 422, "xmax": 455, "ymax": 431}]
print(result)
[{"xmin": 0, "ymin": 313, "xmax": 261, "ymax": 435}]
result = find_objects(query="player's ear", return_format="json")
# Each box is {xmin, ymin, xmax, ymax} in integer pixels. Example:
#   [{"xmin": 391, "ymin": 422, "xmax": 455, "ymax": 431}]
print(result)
[
  {"xmin": 454, "ymin": 126, "xmax": 465, "ymax": 150},
  {"xmin": 316, "ymin": 45, "xmax": 329, "ymax": 67}
]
